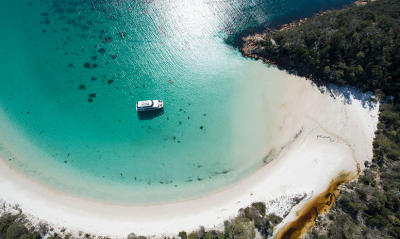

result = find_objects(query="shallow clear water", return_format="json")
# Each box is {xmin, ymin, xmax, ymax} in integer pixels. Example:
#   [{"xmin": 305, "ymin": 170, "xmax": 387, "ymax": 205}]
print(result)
[{"xmin": 0, "ymin": 0, "xmax": 352, "ymax": 203}]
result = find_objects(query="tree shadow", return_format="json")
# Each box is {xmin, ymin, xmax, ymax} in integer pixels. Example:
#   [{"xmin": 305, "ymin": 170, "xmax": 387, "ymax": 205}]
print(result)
[
  {"xmin": 322, "ymin": 84, "xmax": 377, "ymax": 110},
  {"xmin": 137, "ymin": 109, "xmax": 164, "ymax": 120}
]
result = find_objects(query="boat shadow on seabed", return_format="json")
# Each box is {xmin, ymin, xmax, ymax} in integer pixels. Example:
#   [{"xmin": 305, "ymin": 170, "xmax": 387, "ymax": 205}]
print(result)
[{"xmin": 137, "ymin": 108, "xmax": 164, "ymax": 120}]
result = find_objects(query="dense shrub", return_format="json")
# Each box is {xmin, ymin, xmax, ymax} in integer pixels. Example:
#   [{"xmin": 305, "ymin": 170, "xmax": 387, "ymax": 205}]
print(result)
[
  {"xmin": 178, "ymin": 202, "xmax": 281, "ymax": 239},
  {"xmin": 252, "ymin": 0, "xmax": 400, "ymax": 102},
  {"xmin": 0, "ymin": 214, "xmax": 41, "ymax": 239}
]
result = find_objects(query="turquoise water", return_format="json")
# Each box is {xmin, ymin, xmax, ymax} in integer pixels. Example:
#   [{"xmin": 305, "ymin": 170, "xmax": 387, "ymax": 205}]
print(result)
[{"xmin": 0, "ymin": 0, "xmax": 352, "ymax": 203}]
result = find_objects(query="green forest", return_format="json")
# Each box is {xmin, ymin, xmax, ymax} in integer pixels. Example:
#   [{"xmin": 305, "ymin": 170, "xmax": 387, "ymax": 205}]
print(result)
[{"xmin": 255, "ymin": 0, "xmax": 400, "ymax": 98}]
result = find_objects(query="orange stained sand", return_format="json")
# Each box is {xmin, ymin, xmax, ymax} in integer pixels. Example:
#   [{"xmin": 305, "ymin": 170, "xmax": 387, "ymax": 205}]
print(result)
[{"xmin": 276, "ymin": 172, "xmax": 356, "ymax": 239}]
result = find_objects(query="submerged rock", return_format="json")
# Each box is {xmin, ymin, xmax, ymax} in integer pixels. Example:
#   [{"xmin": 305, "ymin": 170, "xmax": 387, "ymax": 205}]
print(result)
[
  {"xmin": 118, "ymin": 31, "xmax": 127, "ymax": 38},
  {"xmin": 103, "ymin": 36, "xmax": 112, "ymax": 43},
  {"xmin": 78, "ymin": 84, "xmax": 86, "ymax": 90},
  {"xmin": 98, "ymin": 48, "xmax": 106, "ymax": 54},
  {"xmin": 83, "ymin": 62, "xmax": 91, "ymax": 68},
  {"xmin": 41, "ymin": 18, "xmax": 50, "ymax": 25}
]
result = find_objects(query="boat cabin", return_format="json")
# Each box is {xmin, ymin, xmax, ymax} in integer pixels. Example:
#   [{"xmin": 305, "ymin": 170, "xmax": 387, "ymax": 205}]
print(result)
[{"xmin": 136, "ymin": 100, "xmax": 164, "ymax": 111}]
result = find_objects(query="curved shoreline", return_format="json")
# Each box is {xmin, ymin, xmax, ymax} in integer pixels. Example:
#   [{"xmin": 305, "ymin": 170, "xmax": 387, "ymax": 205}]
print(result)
[{"xmin": 0, "ymin": 69, "xmax": 379, "ymax": 238}]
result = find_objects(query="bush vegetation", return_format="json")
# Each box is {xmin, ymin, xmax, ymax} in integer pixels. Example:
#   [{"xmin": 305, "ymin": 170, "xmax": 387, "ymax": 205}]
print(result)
[
  {"xmin": 178, "ymin": 202, "xmax": 282, "ymax": 239},
  {"xmin": 0, "ymin": 213, "xmax": 40, "ymax": 239}
]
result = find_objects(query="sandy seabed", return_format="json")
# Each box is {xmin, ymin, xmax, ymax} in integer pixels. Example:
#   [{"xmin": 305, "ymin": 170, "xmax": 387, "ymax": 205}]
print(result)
[{"xmin": 0, "ymin": 70, "xmax": 379, "ymax": 238}]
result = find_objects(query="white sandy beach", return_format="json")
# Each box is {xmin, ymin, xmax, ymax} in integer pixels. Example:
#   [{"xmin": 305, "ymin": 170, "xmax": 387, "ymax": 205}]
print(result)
[{"xmin": 0, "ymin": 71, "xmax": 379, "ymax": 238}]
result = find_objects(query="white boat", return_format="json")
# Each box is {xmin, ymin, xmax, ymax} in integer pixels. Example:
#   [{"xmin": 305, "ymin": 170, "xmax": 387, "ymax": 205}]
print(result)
[{"xmin": 136, "ymin": 100, "xmax": 164, "ymax": 112}]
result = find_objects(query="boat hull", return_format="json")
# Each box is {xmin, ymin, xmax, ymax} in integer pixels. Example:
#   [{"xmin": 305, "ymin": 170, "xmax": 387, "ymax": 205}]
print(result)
[{"xmin": 136, "ymin": 107, "xmax": 163, "ymax": 112}]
